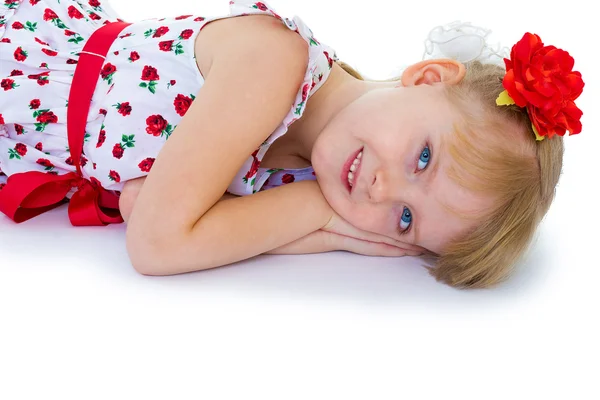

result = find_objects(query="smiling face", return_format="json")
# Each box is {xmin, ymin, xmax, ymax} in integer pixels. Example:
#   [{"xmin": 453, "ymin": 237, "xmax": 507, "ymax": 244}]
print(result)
[{"xmin": 310, "ymin": 83, "xmax": 494, "ymax": 255}]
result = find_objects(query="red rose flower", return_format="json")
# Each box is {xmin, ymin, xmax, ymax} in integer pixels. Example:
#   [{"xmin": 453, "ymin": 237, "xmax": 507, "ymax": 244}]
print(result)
[
  {"xmin": 64, "ymin": 29, "xmax": 76, "ymax": 36},
  {"xmin": 175, "ymin": 15, "xmax": 192, "ymax": 20},
  {"xmin": 15, "ymin": 124, "xmax": 25, "ymax": 135},
  {"xmin": 301, "ymin": 83, "xmax": 310, "ymax": 102},
  {"xmin": 244, "ymin": 158, "xmax": 261, "ymax": 180},
  {"xmin": 99, "ymin": 108, "xmax": 107, "ymax": 115},
  {"xmin": 42, "ymin": 48, "xmax": 58, "ymax": 57},
  {"xmin": 117, "ymin": 102, "xmax": 132, "ymax": 116},
  {"xmin": 89, "ymin": 12, "xmax": 101, "ymax": 20},
  {"xmin": 108, "ymin": 170, "xmax": 120, "ymax": 182},
  {"xmin": 1, "ymin": 79, "xmax": 15, "ymax": 91},
  {"xmin": 112, "ymin": 143, "xmax": 124, "ymax": 159},
  {"xmin": 35, "ymin": 142, "xmax": 43, "ymax": 151},
  {"xmin": 255, "ymin": 2, "xmax": 268, "ymax": 11},
  {"xmin": 10, "ymin": 70, "xmax": 23, "ymax": 76},
  {"xmin": 43, "ymin": 8, "xmax": 58, "ymax": 21},
  {"xmin": 138, "ymin": 158, "xmax": 155, "ymax": 172},
  {"xmin": 12, "ymin": 21, "xmax": 24, "ymax": 30},
  {"xmin": 36, "ymin": 111, "xmax": 58, "ymax": 124},
  {"xmin": 40, "ymin": 62, "xmax": 48, "ymax": 68},
  {"xmin": 30, "ymin": 99, "xmax": 41, "ymax": 109},
  {"xmin": 1, "ymin": 38, "xmax": 11, "ymax": 43},
  {"xmin": 159, "ymin": 40, "xmax": 173, "ymax": 52},
  {"xmin": 502, "ymin": 32, "xmax": 585, "ymax": 138},
  {"xmin": 65, "ymin": 157, "xmax": 73, "ymax": 166},
  {"xmin": 36, "ymin": 158, "xmax": 54, "ymax": 168},
  {"xmin": 80, "ymin": 155, "xmax": 88, "ymax": 167},
  {"xmin": 194, "ymin": 17, "xmax": 205, "ymax": 22},
  {"xmin": 66, "ymin": 58, "xmax": 78, "ymax": 64},
  {"xmin": 173, "ymin": 94, "xmax": 193, "ymax": 116},
  {"xmin": 37, "ymin": 78, "xmax": 49, "ymax": 86},
  {"xmin": 170, "ymin": 79, "xmax": 176, "ymax": 86},
  {"xmin": 141, "ymin": 65, "xmax": 159, "ymax": 81},
  {"xmin": 30, "ymin": 0, "xmax": 40, "ymax": 5},
  {"xmin": 100, "ymin": 63, "xmax": 116, "ymax": 79},
  {"xmin": 15, "ymin": 143, "xmax": 27, "ymax": 157},
  {"xmin": 281, "ymin": 173, "xmax": 295, "ymax": 184},
  {"xmin": 153, "ymin": 26, "xmax": 169, "ymax": 38},
  {"xmin": 68, "ymin": 5, "xmax": 84, "ymax": 19},
  {"xmin": 129, "ymin": 51, "xmax": 140, "ymax": 62},
  {"xmin": 89, "ymin": 0, "xmax": 100, "ymax": 7},
  {"xmin": 34, "ymin": 37, "xmax": 50, "ymax": 46},
  {"xmin": 96, "ymin": 130, "xmax": 106, "ymax": 148},
  {"xmin": 14, "ymin": 47, "xmax": 28, "ymax": 62},
  {"xmin": 180, "ymin": 29, "xmax": 193, "ymax": 39},
  {"xmin": 145, "ymin": 115, "xmax": 168, "ymax": 136}
]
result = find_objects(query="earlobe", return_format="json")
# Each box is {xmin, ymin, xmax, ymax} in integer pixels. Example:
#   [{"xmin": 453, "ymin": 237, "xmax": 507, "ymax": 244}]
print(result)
[{"xmin": 400, "ymin": 59, "xmax": 466, "ymax": 87}]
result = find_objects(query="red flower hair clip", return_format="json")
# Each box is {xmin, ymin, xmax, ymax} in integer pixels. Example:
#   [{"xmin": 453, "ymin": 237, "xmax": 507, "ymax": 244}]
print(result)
[{"xmin": 496, "ymin": 32, "xmax": 584, "ymax": 141}]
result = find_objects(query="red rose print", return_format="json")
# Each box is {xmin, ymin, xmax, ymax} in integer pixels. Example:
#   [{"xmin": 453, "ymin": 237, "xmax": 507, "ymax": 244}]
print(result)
[
  {"xmin": 65, "ymin": 157, "xmax": 73, "ymax": 166},
  {"xmin": 173, "ymin": 94, "xmax": 193, "ymax": 116},
  {"xmin": 64, "ymin": 29, "xmax": 76, "ymax": 36},
  {"xmin": 35, "ymin": 37, "xmax": 50, "ymax": 46},
  {"xmin": 14, "ymin": 47, "xmax": 28, "ymax": 62},
  {"xmin": 42, "ymin": 48, "xmax": 58, "ymax": 57},
  {"xmin": 37, "ymin": 111, "xmax": 58, "ymax": 124},
  {"xmin": 141, "ymin": 65, "xmax": 159, "ymax": 81},
  {"xmin": 36, "ymin": 158, "xmax": 54, "ymax": 168},
  {"xmin": 119, "ymin": 32, "xmax": 133, "ymax": 39},
  {"xmin": 35, "ymin": 142, "xmax": 43, "ymax": 151},
  {"xmin": 301, "ymin": 83, "xmax": 309, "ymax": 102},
  {"xmin": 281, "ymin": 173, "xmax": 295, "ymax": 184},
  {"xmin": 101, "ymin": 63, "xmax": 116, "ymax": 78},
  {"xmin": 170, "ymin": 79, "xmax": 176, "ymax": 86},
  {"xmin": 66, "ymin": 58, "xmax": 78, "ymax": 64},
  {"xmin": 138, "ymin": 158, "xmax": 155, "ymax": 172},
  {"xmin": 153, "ymin": 26, "xmax": 169, "ymax": 38},
  {"xmin": 175, "ymin": 15, "xmax": 192, "ymax": 20},
  {"xmin": 12, "ymin": 21, "xmax": 24, "ymax": 30},
  {"xmin": 244, "ymin": 158, "xmax": 260, "ymax": 182},
  {"xmin": 194, "ymin": 17, "xmax": 205, "ymax": 22},
  {"xmin": 96, "ymin": 129, "xmax": 106, "ymax": 148},
  {"xmin": 99, "ymin": 108, "xmax": 107, "ymax": 115},
  {"xmin": 159, "ymin": 40, "xmax": 173, "ymax": 52},
  {"xmin": 68, "ymin": 5, "xmax": 84, "ymax": 19},
  {"xmin": 30, "ymin": 0, "xmax": 41, "ymax": 5},
  {"xmin": 80, "ymin": 155, "xmax": 88, "ymax": 167},
  {"xmin": 43, "ymin": 8, "xmax": 59, "ymax": 21},
  {"xmin": 129, "ymin": 51, "xmax": 140, "ymax": 62},
  {"xmin": 40, "ymin": 62, "xmax": 48, "ymax": 68},
  {"xmin": 1, "ymin": 38, "xmax": 11, "ymax": 43},
  {"xmin": 255, "ymin": 2, "xmax": 268, "ymax": 11},
  {"xmin": 1, "ymin": 78, "xmax": 17, "ymax": 91},
  {"xmin": 30, "ymin": 99, "xmax": 41, "ymax": 109},
  {"xmin": 109, "ymin": 170, "xmax": 121, "ymax": 182},
  {"xmin": 15, "ymin": 143, "xmax": 27, "ymax": 157},
  {"xmin": 145, "ymin": 115, "xmax": 168, "ymax": 136},
  {"xmin": 89, "ymin": 12, "xmax": 101, "ymax": 21},
  {"xmin": 179, "ymin": 29, "xmax": 193, "ymax": 40},
  {"xmin": 10, "ymin": 69, "xmax": 23, "ymax": 76},
  {"xmin": 89, "ymin": 0, "xmax": 100, "ymax": 7},
  {"xmin": 15, "ymin": 124, "xmax": 25, "ymax": 135},
  {"xmin": 112, "ymin": 143, "xmax": 124, "ymax": 159},
  {"xmin": 114, "ymin": 102, "xmax": 132, "ymax": 116}
]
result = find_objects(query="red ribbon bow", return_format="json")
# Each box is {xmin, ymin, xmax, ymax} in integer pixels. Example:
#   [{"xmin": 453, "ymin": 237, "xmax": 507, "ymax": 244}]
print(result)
[{"xmin": 0, "ymin": 22, "xmax": 131, "ymax": 226}]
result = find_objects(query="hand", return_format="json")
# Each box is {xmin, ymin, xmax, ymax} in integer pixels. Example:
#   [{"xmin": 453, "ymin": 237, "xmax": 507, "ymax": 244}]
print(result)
[
  {"xmin": 265, "ymin": 229, "xmax": 424, "ymax": 257},
  {"xmin": 322, "ymin": 210, "xmax": 428, "ymax": 254}
]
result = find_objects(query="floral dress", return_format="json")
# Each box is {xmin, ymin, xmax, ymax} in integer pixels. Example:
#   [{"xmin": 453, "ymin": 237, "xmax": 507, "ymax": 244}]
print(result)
[{"xmin": 0, "ymin": 0, "xmax": 337, "ymax": 203}]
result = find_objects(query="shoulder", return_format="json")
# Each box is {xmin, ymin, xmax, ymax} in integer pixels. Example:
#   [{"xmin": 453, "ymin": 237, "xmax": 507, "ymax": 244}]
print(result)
[{"xmin": 195, "ymin": 14, "xmax": 309, "ymax": 79}]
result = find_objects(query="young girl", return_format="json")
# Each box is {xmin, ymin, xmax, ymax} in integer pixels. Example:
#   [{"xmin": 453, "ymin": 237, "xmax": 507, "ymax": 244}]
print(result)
[{"xmin": 0, "ymin": 0, "xmax": 585, "ymax": 288}]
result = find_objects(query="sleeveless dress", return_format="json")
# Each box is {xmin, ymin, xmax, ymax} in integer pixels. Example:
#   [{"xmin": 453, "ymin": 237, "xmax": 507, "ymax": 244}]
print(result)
[{"xmin": 0, "ymin": 0, "xmax": 337, "ymax": 204}]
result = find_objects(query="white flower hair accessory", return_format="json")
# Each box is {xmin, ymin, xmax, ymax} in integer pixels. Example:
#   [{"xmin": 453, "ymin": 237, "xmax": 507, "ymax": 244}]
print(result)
[{"xmin": 422, "ymin": 21, "xmax": 510, "ymax": 66}]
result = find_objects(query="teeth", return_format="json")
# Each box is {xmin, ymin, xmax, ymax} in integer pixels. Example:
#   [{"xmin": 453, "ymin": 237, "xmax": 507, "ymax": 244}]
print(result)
[{"xmin": 347, "ymin": 151, "xmax": 362, "ymax": 187}]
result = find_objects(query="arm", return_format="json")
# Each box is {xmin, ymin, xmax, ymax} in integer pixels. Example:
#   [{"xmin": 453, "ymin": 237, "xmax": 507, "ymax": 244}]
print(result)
[{"xmin": 125, "ymin": 17, "xmax": 326, "ymax": 275}]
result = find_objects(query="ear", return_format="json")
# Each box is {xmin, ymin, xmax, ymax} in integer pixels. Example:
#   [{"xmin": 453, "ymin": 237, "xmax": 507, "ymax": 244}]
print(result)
[{"xmin": 399, "ymin": 59, "xmax": 466, "ymax": 87}]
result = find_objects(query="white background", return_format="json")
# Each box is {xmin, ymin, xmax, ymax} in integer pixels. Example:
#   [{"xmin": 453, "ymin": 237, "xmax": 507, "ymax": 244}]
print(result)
[{"xmin": 1, "ymin": 0, "xmax": 599, "ymax": 399}]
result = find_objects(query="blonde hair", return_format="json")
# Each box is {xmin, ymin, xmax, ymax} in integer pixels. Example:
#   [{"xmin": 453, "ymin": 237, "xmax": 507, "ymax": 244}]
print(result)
[{"xmin": 336, "ymin": 60, "xmax": 564, "ymax": 289}]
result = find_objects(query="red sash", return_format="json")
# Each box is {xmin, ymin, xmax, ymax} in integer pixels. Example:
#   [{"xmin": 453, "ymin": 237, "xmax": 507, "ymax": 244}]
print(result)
[{"xmin": 0, "ymin": 21, "xmax": 131, "ymax": 226}]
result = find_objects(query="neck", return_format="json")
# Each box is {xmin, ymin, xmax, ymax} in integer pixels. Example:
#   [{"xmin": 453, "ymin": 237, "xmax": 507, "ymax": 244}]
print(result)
[{"xmin": 286, "ymin": 62, "xmax": 401, "ymax": 162}]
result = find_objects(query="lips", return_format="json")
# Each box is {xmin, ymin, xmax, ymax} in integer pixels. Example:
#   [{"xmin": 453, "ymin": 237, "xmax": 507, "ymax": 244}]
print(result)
[{"xmin": 341, "ymin": 147, "xmax": 363, "ymax": 194}]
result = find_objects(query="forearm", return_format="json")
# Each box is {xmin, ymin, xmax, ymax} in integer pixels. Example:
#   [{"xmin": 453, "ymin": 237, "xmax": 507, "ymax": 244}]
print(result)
[{"xmin": 132, "ymin": 180, "xmax": 332, "ymax": 275}]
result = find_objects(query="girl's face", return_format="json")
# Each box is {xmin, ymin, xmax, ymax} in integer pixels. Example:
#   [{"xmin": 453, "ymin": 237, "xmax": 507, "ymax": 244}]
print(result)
[{"xmin": 311, "ymin": 83, "xmax": 492, "ymax": 255}]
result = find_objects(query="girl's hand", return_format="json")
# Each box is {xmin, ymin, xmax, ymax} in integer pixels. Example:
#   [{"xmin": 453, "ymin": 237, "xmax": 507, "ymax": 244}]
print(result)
[
  {"xmin": 322, "ymin": 210, "xmax": 428, "ymax": 254},
  {"xmin": 265, "ymin": 229, "xmax": 424, "ymax": 257}
]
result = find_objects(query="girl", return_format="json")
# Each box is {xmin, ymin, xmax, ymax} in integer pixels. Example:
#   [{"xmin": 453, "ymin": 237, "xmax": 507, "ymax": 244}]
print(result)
[{"xmin": 0, "ymin": 0, "xmax": 585, "ymax": 288}]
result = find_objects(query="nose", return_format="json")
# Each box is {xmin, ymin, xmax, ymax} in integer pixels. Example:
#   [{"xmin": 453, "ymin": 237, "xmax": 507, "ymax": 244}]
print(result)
[{"xmin": 368, "ymin": 168, "xmax": 407, "ymax": 203}]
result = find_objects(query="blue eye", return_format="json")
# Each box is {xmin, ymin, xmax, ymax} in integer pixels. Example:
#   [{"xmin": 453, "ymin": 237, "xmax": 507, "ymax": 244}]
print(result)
[
  {"xmin": 399, "ymin": 207, "xmax": 412, "ymax": 230},
  {"xmin": 417, "ymin": 145, "xmax": 431, "ymax": 171}
]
